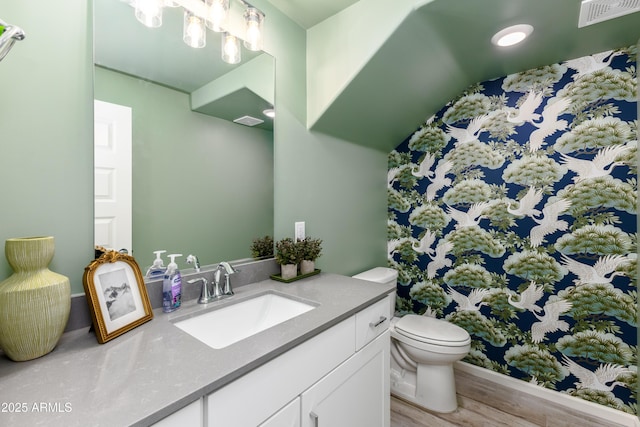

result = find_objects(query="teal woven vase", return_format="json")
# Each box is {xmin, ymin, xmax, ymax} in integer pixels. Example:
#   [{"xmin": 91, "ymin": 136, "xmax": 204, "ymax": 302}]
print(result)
[{"xmin": 0, "ymin": 237, "xmax": 71, "ymax": 361}]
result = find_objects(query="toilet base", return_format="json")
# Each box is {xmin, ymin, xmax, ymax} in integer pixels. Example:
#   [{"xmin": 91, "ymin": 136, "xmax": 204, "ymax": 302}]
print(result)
[{"xmin": 390, "ymin": 361, "xmax": 459, "ymax": 413}]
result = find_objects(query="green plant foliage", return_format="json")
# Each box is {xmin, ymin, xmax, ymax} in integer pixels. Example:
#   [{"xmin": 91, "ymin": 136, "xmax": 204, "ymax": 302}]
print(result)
[
  {"xmin": 555, "ymin": 117, "xmax": 632, "ymax": 153},
  {"xmin": 297, "ymin": 237, "xmax": 322, "ymax": 261},
  {"xmin": 556, "ymin": 177, "xmax": 636, "ymax": 216},
  {"xmin": 446, "ymin": 227, "xmax": 506, "ymax": 258},
  {"xmin": 558, "ymin": 283, "xmax": 636, "ymax": 326},
  {"xmin": 274, "ymin": 238, "xmax": 301, "ymax": 265},
  {"xmin": 503, "ymin": 250, "xmax": 566, "ymax": 283},
  {"xmin": 502, "ymin": 155, "xmax": 566, "ymax": 187},
  {"xmin": 501, "ymin": 64, "xmax": 567, "ymax": 93},
  {"xmin": 442, "ymin": 179, "xmax": 493, "ymax": 205},
  {"xmin": 484, "ymin": 288, "xmax": 519, "ymax": 321},
  {"xmin": 554, "ymin": 224, "xmax": 633, "ymax": 256},
  {"xmin": 388, "ymin": 149, "xmax": 412, "ymax": 169},
  {"xmin": 409, "ymin": 280, "xmax": 448, "ymax": 314},
  {"xmin": 464, "ymin": 349, "xmax": 495, "ymax": 369},
  {"xmin": 250, "ymin": 235, "xmax": 274, "ymax": 258},
  {"xmin": 388, "ymin": 189, "xmax": 411, "ymax": 213},
  {"xmin": 408, "ymin": 203, "xmax": 449, "ymax": 231},
  {"xmin": 557, "ymin": 331, "xmax": 634, "ymax": 365},
  {"xmin": 443, "ymin": 263, "xmax": 494, "ymax": 289},
  {"xmin": 442, "ymin": 93, "xmax": 493, "ymax": 124},
  {"xmin": 408, "ymin": 125, "xmax": 450, "ymax": 152},
  {"xmin": 446, "ymin": 310, "xmax": 507, "ymax": 347},
  {"xmin": 557, "ymin": 69, "xmax": 637, "ymax": 113},
  {"xmin": 395, "ymin": 296, "xmax": 414, "ymax": 316},
  {"xmin": 443, "ymin": 140, "xmax": 506, "ymax": 170},
  {"xmin": 504, "ymin": 344, "xmax": 567, "ymax": 383}
]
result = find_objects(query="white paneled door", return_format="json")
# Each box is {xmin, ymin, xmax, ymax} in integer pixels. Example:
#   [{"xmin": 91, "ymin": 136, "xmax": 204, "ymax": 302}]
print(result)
[{"xmin": 94, "ymin": 100, "xmax": 132, "ymax": 253}]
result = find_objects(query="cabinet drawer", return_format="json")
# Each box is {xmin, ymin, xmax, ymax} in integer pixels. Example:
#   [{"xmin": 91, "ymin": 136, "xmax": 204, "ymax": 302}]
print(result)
[{"xmin": 355, "ymin": 294, "xmax": 392, "ymax": 351}]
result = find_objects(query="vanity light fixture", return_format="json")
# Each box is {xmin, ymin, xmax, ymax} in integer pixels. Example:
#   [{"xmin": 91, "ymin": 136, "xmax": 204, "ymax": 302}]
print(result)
[
  {"xmin": 134, "ymin": 0, "xmax": 164, "ymax": 28},
  {"xmin": 221, "ymin": 32, "xmax": 241, "ymax": 64},
  {"xmin": 491, "ymin": 24, "xmax": 534, "ymax": 47},
  {"xmin": 128, "ymin": 0, "xmax": 265, "ymax": 64},
  {"xmin": 183, "ymin": 11, "xmax": 206, "ymax": 48}
]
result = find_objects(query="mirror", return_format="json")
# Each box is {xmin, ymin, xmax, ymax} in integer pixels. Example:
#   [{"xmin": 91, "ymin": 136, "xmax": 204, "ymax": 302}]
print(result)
[{"xmin": 93, "ymin": 0, "xmax": 274, "ymax": 272}]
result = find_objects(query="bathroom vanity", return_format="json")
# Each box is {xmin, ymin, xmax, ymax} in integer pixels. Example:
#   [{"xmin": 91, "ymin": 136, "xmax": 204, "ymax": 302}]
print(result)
[{"xmin": 0, "ymin": 273, "xmax": 394, "ymax": 426}]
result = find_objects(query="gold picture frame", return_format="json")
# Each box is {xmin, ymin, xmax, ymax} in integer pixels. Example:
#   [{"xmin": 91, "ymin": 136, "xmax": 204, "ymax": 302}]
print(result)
[{"xmin": 83, "ymin": 248, "xmax": 153, "ymax": 344}]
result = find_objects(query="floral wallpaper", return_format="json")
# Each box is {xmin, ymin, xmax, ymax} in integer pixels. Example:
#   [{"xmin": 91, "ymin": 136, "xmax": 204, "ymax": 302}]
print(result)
[{"xmin": 388, "ymin": 46, "xmax": 638, "ymax": 414}]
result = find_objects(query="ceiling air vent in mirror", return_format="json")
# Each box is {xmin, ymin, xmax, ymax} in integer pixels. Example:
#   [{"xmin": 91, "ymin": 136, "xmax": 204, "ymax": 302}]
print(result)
[
  {"xmin": 578, "ymin": 0, "xmax": 640, "ymax": 27},
  {"xmin": 233, "ymin": 115, "xmax": 264, "ymax": 126}
]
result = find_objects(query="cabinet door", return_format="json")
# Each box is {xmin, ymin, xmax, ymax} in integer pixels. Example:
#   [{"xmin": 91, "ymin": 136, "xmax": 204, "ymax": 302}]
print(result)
[
  {"xmin": 152, "ymin": 398, "xmax": 203, "ymax": 427},
  {"xmin": 301, "ymin": 331, "xmax": 390, "ymax": 427},
  {"xmin": 259, "ymin": 397, "xmax": 300, "ymax": 427}
]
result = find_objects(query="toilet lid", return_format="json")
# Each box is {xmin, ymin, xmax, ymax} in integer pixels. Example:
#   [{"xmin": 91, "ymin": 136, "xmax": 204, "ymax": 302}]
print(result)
[{"xmin": 394, "ymin": 315, "xmax": 470, "ymax": 345}]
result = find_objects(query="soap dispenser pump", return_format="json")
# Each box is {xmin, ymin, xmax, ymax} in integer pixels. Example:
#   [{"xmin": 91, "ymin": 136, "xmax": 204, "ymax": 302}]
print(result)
[
  {"xmin": 146, "ymin": 250, "xmax": 167, "ymax": 279},
  {"xmin": 162, "ymin": 254, "xmax": 183, "ymax": 313}
]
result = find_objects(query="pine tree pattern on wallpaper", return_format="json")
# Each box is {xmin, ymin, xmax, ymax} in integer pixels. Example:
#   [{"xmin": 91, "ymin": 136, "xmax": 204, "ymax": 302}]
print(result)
[{"xmin": 388, "ymin": 46, "xmax": 637, "ymax": 414}]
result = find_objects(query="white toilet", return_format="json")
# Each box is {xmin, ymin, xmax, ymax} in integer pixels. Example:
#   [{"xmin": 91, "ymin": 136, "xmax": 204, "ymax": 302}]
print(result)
[{"xmin": 353, "ymin": 267, "xmax": 471, "ymax": 413}]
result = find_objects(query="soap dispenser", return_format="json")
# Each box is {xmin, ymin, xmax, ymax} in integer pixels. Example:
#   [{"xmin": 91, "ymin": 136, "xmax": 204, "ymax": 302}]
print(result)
[
  {"xmin": 146, "ymin": 250, "xmax": 167, "ymax": 279},
  {"xmin": 162, "ymin": 254, "xmax": 183, "ymax": 313}
]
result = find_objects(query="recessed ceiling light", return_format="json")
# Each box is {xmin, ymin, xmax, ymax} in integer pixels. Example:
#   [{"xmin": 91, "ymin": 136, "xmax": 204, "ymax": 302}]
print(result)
[
  {"xmin": 491, "ymin": 24, "xmax": 534, "ymax": 47},
  {"xmin": 262, "ymin": 108, "xmax": 275, "ymax": 118}
]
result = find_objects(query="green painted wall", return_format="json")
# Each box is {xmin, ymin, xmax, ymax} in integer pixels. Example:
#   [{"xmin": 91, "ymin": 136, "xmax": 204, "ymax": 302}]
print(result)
[
  {"xmin": 0, "ymin": 1, "xmax": 93, "ymax": 295},
  {"xmin": 94, "ymin": 67, "xmax": 273, "ymax": 271}
]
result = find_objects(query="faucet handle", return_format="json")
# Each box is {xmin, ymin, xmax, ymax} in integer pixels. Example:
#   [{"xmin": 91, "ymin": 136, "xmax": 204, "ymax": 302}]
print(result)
[{"xmin": 188, "ymin": 277, "xmax": 212, "ymax": 304}]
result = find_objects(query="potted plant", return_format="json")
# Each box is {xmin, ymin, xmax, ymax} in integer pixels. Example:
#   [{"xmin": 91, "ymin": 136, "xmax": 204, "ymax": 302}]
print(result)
[
  {"xmin": 297, "ymin": 237, "xmax": 322, "ymax": 275},
  {"xmin": 275, "ymin": 238, "xmax": 301, "ymax": 280},
  {"xmin": 250, "ymin": 235, "xmax": 274, "ymax": 259}
]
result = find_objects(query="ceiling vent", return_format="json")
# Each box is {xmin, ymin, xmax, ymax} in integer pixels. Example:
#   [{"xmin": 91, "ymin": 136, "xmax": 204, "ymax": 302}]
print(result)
[
  {"xmin": 233, "ymin": 115, "xmax": 264, "ymax": 126},
  {"xmin": 578, "ymin": 0, "xmax": 640, "ymax": 27}
]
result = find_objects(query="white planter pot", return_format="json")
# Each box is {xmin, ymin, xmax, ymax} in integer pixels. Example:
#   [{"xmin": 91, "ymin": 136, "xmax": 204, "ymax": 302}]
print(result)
[
  {"xmin": 280, "ymin": 264, "xmax": 298, "ymax": 280},
  {"xmin": 300, "ymin": 260, "xmax": 315, "ymax": 275}
]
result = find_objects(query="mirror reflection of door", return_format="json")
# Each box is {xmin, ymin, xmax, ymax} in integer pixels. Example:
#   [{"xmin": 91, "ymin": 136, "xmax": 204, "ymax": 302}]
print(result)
[{"xmin": 94, "ymin": 100, "xmax": 132, "ymax": 252}]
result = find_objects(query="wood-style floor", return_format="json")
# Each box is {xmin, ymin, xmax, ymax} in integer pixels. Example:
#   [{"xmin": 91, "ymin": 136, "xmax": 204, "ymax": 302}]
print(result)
[{"xmin": 389, "ymin": 365, "xmax": 634, "ymax": 427}]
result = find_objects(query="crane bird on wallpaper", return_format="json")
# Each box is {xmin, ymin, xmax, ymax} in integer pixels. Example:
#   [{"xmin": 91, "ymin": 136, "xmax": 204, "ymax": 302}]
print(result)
[
  {"xmin": 565, "ymin": 50, "xmax": 623, "ymax": 80},
  {"xmin": 427, "ymin": 240, "xmax": 453, "ymax": 279},
  {"xmin": 530, "ymin": 299, "xmax": 572, "ymax": 343},
  {"xmin": 447, "ymin": 286, "xmax": 489, "ymax": 312},
  {"xmin": 387, "ymin": 167, "xmax": 402, "ymax": 187},
  {"xmin": 446, "ymin": 114, "xmax": 490, "ymax": 146},
  {"xmin": 507, "ymin": 186, "xmax": 544, "ymax": 218},
  {"xmin": 561, "ymin": 355, "xmax": 630, "ymax": 392},
  {"xmin": 559, "ymin": 143, "xmax": 631, "ymax": 183},
  {"xmin": 528, "ymin": 97, "xmax": 571, "ymax": 152},
  {"xmin": 411, "ymin": 153, "xmax": 436, "ymax": 179},
  {"xmin": 529, "ymin": 198, "xmax": 572, "ymax": 247},
  {"xmin": 446, "ymin": 202, "xmax": 491, "ymax": 229},
  {"xmin": 412, "ymin": 230, "xmax": 436, "ymax": 255},
  {"xmin": 560, "ymin": 254, "xmax": 629, "ymax": 286},
  {"xmin": 505, "ymin": 91, "xmax": 543, "ymax": 125},
  {"xmin": 388, "ymin": 238, "xmax": 409, "ymax": 258},
  {"xmin": 507, "ymin": 281, "xmax": 544, "ymax": 314},
  {"xmin": 425, "ymin": 160, "xmax": 453, "ymax": 201}
]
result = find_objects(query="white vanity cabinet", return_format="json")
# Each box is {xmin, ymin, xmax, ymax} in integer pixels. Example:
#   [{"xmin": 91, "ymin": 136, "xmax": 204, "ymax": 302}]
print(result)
[
  {"xmin": 206, "ymin": 293, "xmax": 393, "ymax": 427},
  {"xmin": 152, "ymin": 398, "xmax": 203, "ymax": 427}
]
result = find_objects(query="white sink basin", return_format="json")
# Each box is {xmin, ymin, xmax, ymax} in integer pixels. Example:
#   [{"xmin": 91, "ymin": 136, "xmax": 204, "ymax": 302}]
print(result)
[{"xmin": 174, "ymin": 292, "xmax": 316, "ymax": 349}]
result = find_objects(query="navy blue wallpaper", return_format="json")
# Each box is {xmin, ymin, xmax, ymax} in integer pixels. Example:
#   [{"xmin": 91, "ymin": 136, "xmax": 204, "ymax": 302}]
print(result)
[{"xmin": 388, "ymin": 46, "xmax": 637, "ymax": 414}]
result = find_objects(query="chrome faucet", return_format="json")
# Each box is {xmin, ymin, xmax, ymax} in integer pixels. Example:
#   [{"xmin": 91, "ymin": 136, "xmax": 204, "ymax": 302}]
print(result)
[
  {"xmin": 218, "ymin": 262, "xmax": 239, "ymax": 296},
  {"xmin": 187, "ymin": 277, "xmax": 213, "ymax": 304},
  {"xmin": 186, "ymin": 254, "xmax": 201, "ymax": 272}
]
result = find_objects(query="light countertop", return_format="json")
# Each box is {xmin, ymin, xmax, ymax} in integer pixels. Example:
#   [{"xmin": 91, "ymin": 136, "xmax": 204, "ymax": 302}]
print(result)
[{"xmin": 0, "ymin": 273, "xmax": 394, "ymax": 426}]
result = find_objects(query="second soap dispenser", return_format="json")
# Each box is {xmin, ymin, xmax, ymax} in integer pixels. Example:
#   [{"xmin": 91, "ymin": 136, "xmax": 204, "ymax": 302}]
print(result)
[{"xmin": 162, "ymin": 254, "xmax": 183, "ymax": 313}]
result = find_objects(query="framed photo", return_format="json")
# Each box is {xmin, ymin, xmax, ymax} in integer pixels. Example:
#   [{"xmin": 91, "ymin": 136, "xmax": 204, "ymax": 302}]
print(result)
[{"xmin": 83, "ymin": 248, "xmax": 153, "ymax": 344}]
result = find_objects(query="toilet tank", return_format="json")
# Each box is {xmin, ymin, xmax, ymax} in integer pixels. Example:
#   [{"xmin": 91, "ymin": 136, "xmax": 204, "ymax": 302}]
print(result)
[
  {"xmin": 353, "ymin": 267, "xmax": 398, "ymax": 317},
  {"xmin": 352, "ymin": 267, "xmax": 398, "ymax": 286}
]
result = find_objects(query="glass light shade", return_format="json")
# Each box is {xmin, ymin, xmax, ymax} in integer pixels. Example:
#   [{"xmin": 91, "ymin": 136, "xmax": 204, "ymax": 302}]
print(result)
[
  {"xmin": 206, "ymin": 0, "xmax": 229, "ymax": 32},
  {"xmin": 183, "ymin": 11, "xmax": 206, "ymax": 48},
  {"xmin": 134, "ymin": 0, "xmax": 163, "ymax": 28},
  {"xmin": 243, "ymin": 7, "xmax": 264, "ymax": 51},
  {"xmin": 221, "ymin": 32, "xmax": 241, "ymax": 64}
]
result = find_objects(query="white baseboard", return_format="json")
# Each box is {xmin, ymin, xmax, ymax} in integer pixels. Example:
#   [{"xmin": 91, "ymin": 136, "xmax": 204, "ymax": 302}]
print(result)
[{"xmin": 455, "ymin": 361, "xmax": 640, "ymax": 427}]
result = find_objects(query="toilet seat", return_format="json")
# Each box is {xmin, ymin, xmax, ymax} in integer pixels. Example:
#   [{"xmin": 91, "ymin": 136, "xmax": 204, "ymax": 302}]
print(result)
[{"xmin": 393, "ymin": 315, "xmax": 470, "ymax": 347}]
